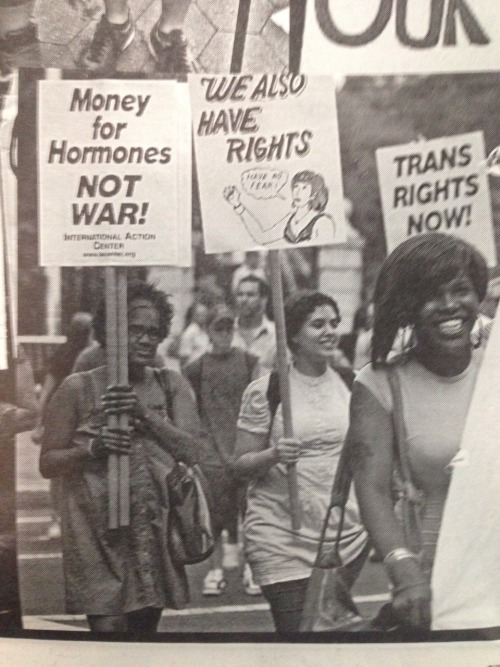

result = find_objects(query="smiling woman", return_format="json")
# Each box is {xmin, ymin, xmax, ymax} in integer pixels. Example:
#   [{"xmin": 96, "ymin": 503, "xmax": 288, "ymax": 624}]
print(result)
[
  {"xmin": 232, "ymin": 290, "xmax": 368, "ymax": 633},
  {"xmin": 350, "ymin": 232, "xmax": 488, "ymax": 631}
]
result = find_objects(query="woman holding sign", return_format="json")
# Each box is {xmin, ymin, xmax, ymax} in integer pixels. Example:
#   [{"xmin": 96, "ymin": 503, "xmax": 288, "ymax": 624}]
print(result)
[
  {"xmin": 233, "ymin": 290, "xmax": 368, "ymax": 633},
  {"xmin": 350, "ymin": 233, "xmax": 488, "ymax": 630},
  {"xmin": 40, "ymin": 281, "xmax": 200, "ymax": 633}
]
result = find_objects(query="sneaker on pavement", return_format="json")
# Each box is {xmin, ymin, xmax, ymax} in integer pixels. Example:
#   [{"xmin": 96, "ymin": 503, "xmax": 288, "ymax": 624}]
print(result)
[
  {"xmin": 203, "ymin": 568, "xmax": 227, "ymax": 597},
  {"xmin": 243, "ymin": 564, "xmax": 262, "ymax": 596},
  {"xmin": 149, "ymin": 24, "xmax": 193, "ymax": 74},
  {"xmin": 222, "ymin": 543, "xmax": 240, "ymax": 570},
  {"xmin": 46, "ymin": 520, "xmax": 62, "ymax": 540},
  {"xmin": 0, "ymin": 22, "xmax": 41, "ymax": 69},
  {"xmin": 81, "ymin": 13, "xmax": 135, "ymax": 76}
]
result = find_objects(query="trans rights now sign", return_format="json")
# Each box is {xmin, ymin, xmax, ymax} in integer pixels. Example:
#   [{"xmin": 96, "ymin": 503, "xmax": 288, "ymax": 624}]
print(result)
[
  {"xmin": 38, "ymin": 79, "xmax": 191, "ymax": 267},
  {"xmin": 376, "ymin": 132, "xmax": 496, "ymax": 265},
  {"xmin": 301, "ymin": 0, "xmax": 500, "ymax": 76}
]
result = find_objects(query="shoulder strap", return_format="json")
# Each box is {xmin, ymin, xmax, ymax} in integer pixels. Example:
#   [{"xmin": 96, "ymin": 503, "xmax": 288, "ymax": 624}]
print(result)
[
  {"xmin": 154, "ymin": 368, "xmax": 174, "ymax": 422},
  {"xmin": 387, "ymin": 367, "xmax": 423, "ymax": 554},
  {"xmin": 387, "ymin": 367, "xmax": 415, "ymax": 493}
]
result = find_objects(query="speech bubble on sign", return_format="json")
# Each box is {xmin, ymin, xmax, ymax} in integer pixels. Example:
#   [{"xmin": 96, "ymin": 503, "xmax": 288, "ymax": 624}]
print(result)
[{"xmin": 241, "ymin": 168, "xmax": 288, "ymax": 200}]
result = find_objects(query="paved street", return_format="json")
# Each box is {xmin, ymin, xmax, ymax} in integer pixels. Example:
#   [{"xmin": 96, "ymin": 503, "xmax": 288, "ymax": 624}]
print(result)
[
  {"xmin": 16, "ymin": 429, "xmax": 390, "ymax": 633},
  {"xmin": 30, "ymin": 0, "xmax": 289, "ymax": 73}
]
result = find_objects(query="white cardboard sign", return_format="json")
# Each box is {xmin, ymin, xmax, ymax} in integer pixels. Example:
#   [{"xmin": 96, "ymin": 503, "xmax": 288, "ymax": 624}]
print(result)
[
  {"xmin": 38, "ymin": 79, "xmax": 191, "ymax": 267},
  {"xmin": 301, "ymin": 0, "xmax": 500, "ymax": 76},
  {"xmin": 376, "ymin": 131, "xmax": 496, "ymax": 265},
  {"xmin": 189, "ymin": 74, "xmax": 346, "ymax": 253}
]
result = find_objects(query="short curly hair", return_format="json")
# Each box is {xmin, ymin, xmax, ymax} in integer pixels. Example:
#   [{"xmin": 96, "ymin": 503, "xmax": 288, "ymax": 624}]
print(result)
[
  {"xmin": 93, "ymin": 280, "xmax": 173, "ymax": 346},
  {"xmin": 372, "ymin": 233, "xmax": 488, "ymax": 366},
  {"xmin": 285, "ymin": 289, "xmax": 340, "ymax": 354}
]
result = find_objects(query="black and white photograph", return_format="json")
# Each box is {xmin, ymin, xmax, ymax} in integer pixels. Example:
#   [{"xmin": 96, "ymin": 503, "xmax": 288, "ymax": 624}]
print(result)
[{"xmin": 1, "ymin": 1, "xmax": 500, "ymax": 665}]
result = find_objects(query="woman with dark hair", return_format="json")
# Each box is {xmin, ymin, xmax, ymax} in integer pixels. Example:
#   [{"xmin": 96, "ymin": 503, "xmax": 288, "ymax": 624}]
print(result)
[
  {"xmin": 233, "ymin": 290, "xmax": 368, "ymax": 633},
  {"xmin": 350, "ymin": 232, "xmax": 488, "ymax": 631},
  {"xmin": 40, "ymin": 281, "xmax": 201, "ymax": 633},
  {"xmin": 224, "ymin": 170, "xmax": 335, "ymax": 246}
]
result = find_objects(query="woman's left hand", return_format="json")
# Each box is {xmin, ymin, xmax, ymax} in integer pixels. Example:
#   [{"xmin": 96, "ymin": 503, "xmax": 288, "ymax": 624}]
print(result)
[{"xmin": 101, "ymin": 385, "xmax": 144, "ymax": 419}]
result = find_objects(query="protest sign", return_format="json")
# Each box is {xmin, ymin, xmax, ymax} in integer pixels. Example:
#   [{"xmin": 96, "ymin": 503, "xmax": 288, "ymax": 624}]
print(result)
[
  {"xmin": 431, "ymin": 312, "xmax": 500, "ymax": 629},
  {"xmin": 38, "ymin": 79, "xmax": 191, "ymax": 267},
  {"xmin": 0, "ymin": 204, "xmax": 8, "ymax": 370},
  {"xmin": 189, "ymin": 73, "xmax": 346, "ymax": 253},
  {"xmin": 376, "ymin": 132, "xmax": 496, "ymax": 265},
  {"xmin": 301, "ymin": 0, "xmax": 500, "ymax": 76}
]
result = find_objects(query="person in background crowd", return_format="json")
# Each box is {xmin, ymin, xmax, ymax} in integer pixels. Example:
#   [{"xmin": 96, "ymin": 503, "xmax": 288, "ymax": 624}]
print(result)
[
  {"xmin": 350, "ymin": 233, "xmax": 488, "ymax": 630},
  {"xmin": 184, "ymin": 305, "xmax": 260, "ymax": 597},
  {"xmin": 353, "ymin": 302, "xmax": 374, "ymax": 372},
  {"xmin": 233, "ymin": 290, "xmax": 368, "ymax": 633},
  {"xmin": 2, "ymin": 344, "xmax": 38, "ymax": 434},
  {"xmin": 80, "ymin": 0, "xmax": 193, "ymax": 75},
  {"xmin": 231, "ymin": 251, "xmax": 267, "ymax": 297},
  {"xmin": 0, "ymin": 345, "xmax": 38, "ymax": 628},
  {"xmin": 34, "ymin": 312, "xmax": 94, "ymax": 440},
  {"xmin": 32, "ymin": 312, "xmax": 94, "ymax": 539},
  {"xmin": 40, "ymin": 281, "xmax": 201, "ymax": 633},
  {"xmin": 0, "ymin": 1, "xmax": 39, "ymax": 68},
  {"xmin": 232, "ymin": 276, "xmax": 276, "ymax": 374},
  {"xmin": 178, "ymin": 301, "xmax": 210, "ymax": 370}
]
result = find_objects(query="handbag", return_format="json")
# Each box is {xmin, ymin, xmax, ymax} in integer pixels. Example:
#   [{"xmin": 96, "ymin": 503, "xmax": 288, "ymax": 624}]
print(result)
[
  {"xmin": 167, "ymin": 461, "xmax": 215, "ymax": 565},
  {"xmin": 299, "ymin": 433, "xmax": 371, "ymax": 632},
  {"xmin": 150, "ymin": 368, "xmax": 215, "ymax": 566},
  {"xmin": 299, "ymin": 365, "xmax": 423, "ymax": 632}
]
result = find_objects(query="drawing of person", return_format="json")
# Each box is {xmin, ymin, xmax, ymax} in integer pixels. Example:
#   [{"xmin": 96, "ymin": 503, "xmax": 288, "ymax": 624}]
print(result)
[{"xmin": 223, "ymin": 170, "xmax": 335, "ymax": 246}]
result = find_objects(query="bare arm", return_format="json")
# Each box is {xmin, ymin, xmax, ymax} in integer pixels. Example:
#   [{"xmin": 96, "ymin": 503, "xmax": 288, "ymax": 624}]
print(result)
[
  {"xmin": 233, "ymin": 428, "xmax": 300, "ymax": 481},
  {"xmin": 233, "ymin": 429, "xmax": 278, "ymax": 481},
  {"xmin": 39, "ymin": 376, "xmax": 92, "ymax": 478},
  {"xmin": 224, "ymin": 186, "xmax": 285, "ymax": 245},
  {"xmin": 350, "ymin": 382, "xmax": 405, "ymax": 558},
  {"xmin": 350, "ymin": 380, "xmax": 431, "ymax": 628}
]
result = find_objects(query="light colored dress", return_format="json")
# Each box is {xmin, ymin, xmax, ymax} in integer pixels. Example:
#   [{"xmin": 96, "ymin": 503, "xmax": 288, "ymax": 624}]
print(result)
[
  {"xmin": 355, "ymin": 348, "xmax": 483, "ymax": 570},
  {"xmin": 237, "ymin": 365, "xmax": 368, "ymax": 587}
]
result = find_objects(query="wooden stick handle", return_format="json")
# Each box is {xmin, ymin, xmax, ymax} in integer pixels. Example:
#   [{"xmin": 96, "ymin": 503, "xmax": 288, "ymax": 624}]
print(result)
[
  {"xmin": 105, "ymin": 268, "xmax": 119, "ymax": 530},
  {"xmin": 117, "ymin": 269, "xmax": 130, "ymax": 527},
  {"xmin": 269, "ymin": 250, "xmax": 301, "ymax": 530}
]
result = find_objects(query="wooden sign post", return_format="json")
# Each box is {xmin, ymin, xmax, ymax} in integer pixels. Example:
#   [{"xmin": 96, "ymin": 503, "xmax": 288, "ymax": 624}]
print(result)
[{"xmin": 269, "ymin": 250, "xmax": 302, "ymax": 530}]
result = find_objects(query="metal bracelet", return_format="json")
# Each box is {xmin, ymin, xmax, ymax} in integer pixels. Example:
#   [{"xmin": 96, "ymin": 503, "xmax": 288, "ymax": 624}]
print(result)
[{"xmin": 384, "ymin": 548, "xmax": 420, "ymax": 567}]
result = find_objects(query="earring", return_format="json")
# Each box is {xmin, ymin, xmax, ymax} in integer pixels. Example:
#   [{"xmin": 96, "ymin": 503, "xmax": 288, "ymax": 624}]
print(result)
[{"xmin": 472, "ymin": 316, "xmax": 483, "ymax": 349}]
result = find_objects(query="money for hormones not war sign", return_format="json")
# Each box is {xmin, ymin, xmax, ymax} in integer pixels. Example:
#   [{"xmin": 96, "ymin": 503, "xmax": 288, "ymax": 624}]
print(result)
[
  {"xmin": 38, "ymin": 79, "xmax": 191, "ymax": 267},
  {"xmin": 189, "ymin": 73, "xmax": 346, "ymax": 253},
  {"xmin": 376, "ymin": 131, "xmax": 496, "ymax": 265},
  {"xmin": 301, "ymin": 0, "xmax": 500, "ymax": 76}
]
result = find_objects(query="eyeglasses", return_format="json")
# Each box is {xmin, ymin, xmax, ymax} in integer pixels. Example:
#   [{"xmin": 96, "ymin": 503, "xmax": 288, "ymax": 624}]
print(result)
[{"xmin": 128, "ymin": 325, "xmax": 162, "ymax": 342}]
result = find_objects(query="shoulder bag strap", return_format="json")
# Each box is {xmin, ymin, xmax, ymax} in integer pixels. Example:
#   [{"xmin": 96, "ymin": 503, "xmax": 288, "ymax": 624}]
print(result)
[
  {"xmin": 154, "ymin": 368, "xmax": 174, "ymax": 422},
  {"xmin": 387, "ymin": 367, "xmax": 418, "ymax": 499},
  {"xmin": 387, "ymin": 367, "xmax": 423, "ymax": 554}
]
